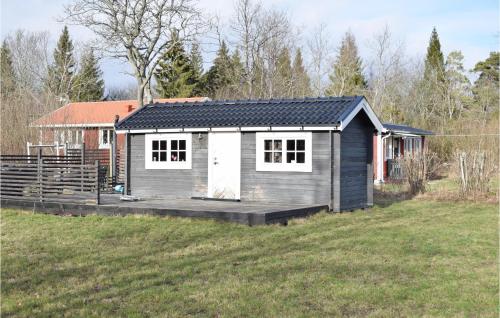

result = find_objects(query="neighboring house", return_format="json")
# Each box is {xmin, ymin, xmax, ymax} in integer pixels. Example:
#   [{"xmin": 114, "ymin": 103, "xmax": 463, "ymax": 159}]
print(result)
[
  {"xmin": 115, "ymin": 96, "xmax": 384, "ymax": 212},
  {"xmin": 373, "ymin": 123, "xmax": 434, "ymax": 183},
  {"xmin": 32, "ymin": 98, "xmax": 209, "ymax": 153}
]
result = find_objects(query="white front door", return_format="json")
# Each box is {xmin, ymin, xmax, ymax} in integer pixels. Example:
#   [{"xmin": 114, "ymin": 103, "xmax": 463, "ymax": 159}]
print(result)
[{"xmin": 207, "ymin": 132, "xmax": 241, "ymax": 200}]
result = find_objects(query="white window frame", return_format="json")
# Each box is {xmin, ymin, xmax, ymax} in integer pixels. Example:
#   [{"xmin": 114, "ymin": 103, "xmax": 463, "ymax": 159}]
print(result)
[
  {"xmin": 99, "ymin": 129, "xmax": 113, "ymax": 149},
  {"xmin": 414, "ymin": 138, "xmax": 421, "ymax": 154},
  {"xmin": 256, "ymin": 132, "xmax": 312, "ymax": 172},
  {"xmin": 385, "ymin": 137, "xmax": 393, "ymax": 160},
  {"xmin": 145, "ymin": 133, "xmax": 192, "ymax": 170}
]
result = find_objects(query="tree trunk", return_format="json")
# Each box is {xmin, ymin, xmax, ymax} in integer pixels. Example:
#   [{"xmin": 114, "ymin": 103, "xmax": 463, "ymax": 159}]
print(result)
[
  {"xmin": 145, "ymin": 84, "xmax": 153, "ymax": 104},
  {"xmin": 137, "ymin": 82, "xmax": 145, "ymax": 108}
]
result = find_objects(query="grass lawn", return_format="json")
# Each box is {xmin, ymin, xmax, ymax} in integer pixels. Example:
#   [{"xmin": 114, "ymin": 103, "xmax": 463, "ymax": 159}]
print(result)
[{"xmin": 1, "ymin": 199, "xmax": 498, "ymax": 317}]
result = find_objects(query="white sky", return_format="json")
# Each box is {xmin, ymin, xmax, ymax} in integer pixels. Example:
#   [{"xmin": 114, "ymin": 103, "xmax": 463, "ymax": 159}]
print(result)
[{"xmin": 1, "ymin": 0, "xmax": 498, "ymax": 90}]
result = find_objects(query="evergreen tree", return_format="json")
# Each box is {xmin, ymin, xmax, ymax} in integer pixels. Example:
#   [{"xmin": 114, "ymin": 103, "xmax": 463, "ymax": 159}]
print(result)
[
  {"xmin": 202, "ymin": 41, "xmax": 234, "ymax": 97},
  {"xmin": 0, "ymin": 40, "xmax": 16, "ymax": 97},
  {"xmin": 190, "ymin": 41, "xmax": 204, "ymax": 96},
  {"xmin": 292, "ymin": 48, "xmax": 311, "ymax": 97},
  {"xmin": 47, "ymin": 26, "xmax": 75, "ymax": 100},
  {"xmin": 444, "ymin": 51, "xmax": 471, "ymax": 119},
  {"xmin": 424, "ymin": 27, "xmax": 445, "ymax": 83},
  {"xmin": 155, "ymin": 33, "xmax": 197, "ymax": 98},
  {"xmin": 472, "ymin": 52, "xmax": 499, "ymax": 114},
  {"xmin": 230, "ymin": 49, "xmax": 245, "ymax": 91},
  {"xmin": 325, "ymin": 31, "xmax": 366, "ymax": 96},
  {"xmin": 190, "ymin": 41, "xmax": 203, "ymax": 81},
  {"xmin": 71, "ymin": 49, "xmax": 104, "ymax": 102},
  {"xmin": 275, "ymin": 47, "xmax": 293, "ymax": 97}
]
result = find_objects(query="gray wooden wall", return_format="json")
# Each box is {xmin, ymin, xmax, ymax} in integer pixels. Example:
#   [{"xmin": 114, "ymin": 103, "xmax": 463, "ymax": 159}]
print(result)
[
  {"xmin": 339, "ymin": 111, "xmax": 374, "ymax": 210},
  {"xmin": 240, "ymin": 132, "xmax": 331, "ymax": 205},
  {"xmin": 126, "ymin": 125, "xmax": 374, "ymax": 210},
  {"xmin": 128, "ymin": 133, "xmax": 208, "ymax": 198}
]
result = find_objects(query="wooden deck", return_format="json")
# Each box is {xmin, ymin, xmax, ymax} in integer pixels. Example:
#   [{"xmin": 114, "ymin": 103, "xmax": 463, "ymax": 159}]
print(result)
[{"xmin": 1, "ymin": 195, "xmax": 329, "ymax": 225}]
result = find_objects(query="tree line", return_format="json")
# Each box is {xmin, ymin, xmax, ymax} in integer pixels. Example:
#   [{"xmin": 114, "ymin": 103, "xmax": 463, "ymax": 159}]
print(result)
[{"xmin": 0, "ymin": 0, "xmax": 498, "ymax": 160}]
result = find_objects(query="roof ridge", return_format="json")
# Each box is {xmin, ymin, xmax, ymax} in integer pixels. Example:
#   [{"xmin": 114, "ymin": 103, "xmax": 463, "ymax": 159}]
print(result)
[{"xmin": 152, "ymin": 96, "xmax": 361, "ymax": 108}]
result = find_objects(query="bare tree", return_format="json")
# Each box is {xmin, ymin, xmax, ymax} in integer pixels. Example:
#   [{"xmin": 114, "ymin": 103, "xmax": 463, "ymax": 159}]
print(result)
[
  {"xmin": 231, "ymin": 0, "xmax": 261, "ymax": 98},
  {"xmin": 366, "ymin": 25, "xmax": 407, "ymax": 121},
  {"xmin": 307, "ymin": 23, "xmax": 332, "ymax": 96},
  {"xmin": 63, "ymin": 0, "xmax": 204, "ymax": 107},
  {"xmin": 1, "ymin": 31, "xmax": 56, "ymax": 154}
]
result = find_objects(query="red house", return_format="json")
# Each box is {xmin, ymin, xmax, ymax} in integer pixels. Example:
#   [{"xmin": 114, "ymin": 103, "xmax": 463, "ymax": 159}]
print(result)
[
  {"xmin": 32, "ymin": 97, "xmax": 209, "ymax": 154},
  {"xmin": 373, "ymin": 123, "xmax": 433, "ymax": 183}
]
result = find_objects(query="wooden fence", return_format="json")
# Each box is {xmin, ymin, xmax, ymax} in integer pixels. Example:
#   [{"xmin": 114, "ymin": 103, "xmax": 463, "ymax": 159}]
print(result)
[{"xmin": 1, "ymin": 154, "xmax": 100, "ymax": 204}]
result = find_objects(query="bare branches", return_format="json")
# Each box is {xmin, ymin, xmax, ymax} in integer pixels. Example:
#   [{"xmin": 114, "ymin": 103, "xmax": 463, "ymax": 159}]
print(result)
[{"xmin": 62, "ymin": 0, "xmax": 205, "ymax": 106}]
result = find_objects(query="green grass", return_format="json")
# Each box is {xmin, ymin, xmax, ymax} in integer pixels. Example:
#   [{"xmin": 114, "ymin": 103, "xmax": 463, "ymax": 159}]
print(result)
[{"xmin": 1, "ymin": 199, "xmax": 498, "ymax": 317}]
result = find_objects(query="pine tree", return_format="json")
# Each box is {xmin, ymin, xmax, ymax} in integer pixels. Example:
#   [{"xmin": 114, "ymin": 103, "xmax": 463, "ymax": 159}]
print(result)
[
  {"xmin": 47, "ymin": 26, "xmax": 75, "ymax": 100},
  {"xmin": 444, "ymin": 51, "xmax": 471, "ymax": 119},
  {"xmin": 424, "ymin": 27, "xmax": 445, "ymax": 83},
  {"xmin": 325, "ymin": 31, "xmax": 366, "ymax": 96},
  {"xmin": 190, "ymin": 41, "xmax": 204, "ymax": 96},
  {"xmin": 0, "ymin": 40, "xmax": 16, "ymax": 97},
  {"xmin": 71, "ymin": 49, "xmax": 104, "ymax": 102},
  {"xmin": 275, "ymin": 47, "xmax": 293, "ymax": 97},
  {"xmin": 472, "ymin": 52, "xmax": 499, "ymax": 113},
  {"xmin": 292, "ymin": 48, "xmax": 311, "ymax": 97},
  {"xmin": 230, "ymin": 49, "xmax": 245, "ymax": 92},
  {"xmin": 202, "ymin": 41, "xmax": 234, "ymax": 98},
  {"xmin": 155, "ymin": 33, "xmax": 197, "ymax": 98}
]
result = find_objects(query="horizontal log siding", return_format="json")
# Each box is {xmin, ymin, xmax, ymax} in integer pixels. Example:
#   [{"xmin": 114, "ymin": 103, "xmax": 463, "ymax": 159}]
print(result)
[
  {"xmin": 240, "ymin": 132, "xmax": 330, "ymax": 205},
  {"xmin": 129, "ymin": 133, "xmax": 208, "ymax": 198},
  {"xmin": 340, "ymin": 111, "xmax": 374, "ymax": 210}
]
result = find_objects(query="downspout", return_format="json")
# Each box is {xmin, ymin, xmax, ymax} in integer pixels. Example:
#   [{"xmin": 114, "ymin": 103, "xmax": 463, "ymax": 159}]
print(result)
[{"xmin": 329, "ymin": 130, "xmax": 333, "ymax": 211}]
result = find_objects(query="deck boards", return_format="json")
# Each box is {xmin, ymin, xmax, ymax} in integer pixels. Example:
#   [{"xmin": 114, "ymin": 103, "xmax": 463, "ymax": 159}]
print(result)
[{"xmin": 1, "ymin": 194, "xmax": 328, "ymax": 225}]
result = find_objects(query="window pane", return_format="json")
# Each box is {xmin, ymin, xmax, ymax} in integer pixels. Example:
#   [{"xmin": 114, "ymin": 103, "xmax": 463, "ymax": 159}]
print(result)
[
  {"xmin": 152, "ymin": 140, "xmax": 159, "ymax": 150},
  {"xmin": 264, "ymin": 140, "xmax": 272, "ymax": 150},
  {"xmin": 264, "ymin": 152, "xmax": 272, "ymax": 163},
  {"xmin": 171, "ymin": 140, "xmax": 178, "ymax": 150},
  {"xmin": 171, "ymin": 151, "xmax": 178, "ymax": 161},
  {"xmin": 102, "ymin": 130, "xmax": 108, "ymax": 144},
  {"xmin": 274, "ymin": 152, "xmax": 282, "ymax": 163},
  {"xmin": 297, "ymin": 152, "xmax": 305, "ymax": 163},
  {"xmin": 152, "ymin": 152, "xmax": 159, "ymax": 161},
  {"xmin": 274, "ymin": 140, "xmax": 282, "ymax": 151},
  {"xmin": 179, "ymin": 140, "xmax": 186, "ymax": 150},
  {"xmin": 110, "ymin": 131, "xmax": 114, "ymax": 143},
  {"xmin": 179, "ymin": 151, "xmax": 186, "ymax": 161},
  {"xmin": 287, "ymin": 140, "xmax": 295, "ymax": 150},
  {"xmin": 160, "ymin": 140, "xmax": 167, "ymax": 150},
  {"xmin": 159, "ymin": 151, "xmax": 167, "ymax": 162},
  {"xmin": 297, "ymin": 139, "xmax": 305, "ymax": 151},
  {"xmin": 286, "ymin": 152, "xmax": 295, "ymax": 163}
]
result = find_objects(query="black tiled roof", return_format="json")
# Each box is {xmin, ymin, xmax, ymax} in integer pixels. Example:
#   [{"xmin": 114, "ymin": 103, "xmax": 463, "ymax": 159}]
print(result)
[
  {"xmin": 383, "ymin": 123, "xmax": 433, "ymax": 135},
  {"xmin": 115, "ymin": 96, "xmax": 365, "ymax": 130}
]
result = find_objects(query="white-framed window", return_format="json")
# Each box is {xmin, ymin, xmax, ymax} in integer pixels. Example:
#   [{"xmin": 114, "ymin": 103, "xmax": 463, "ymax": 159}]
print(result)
[
  {"xmin": 404, "ymin": 138, "xmax": 413, "ymax": 155},
  {"xmin": 414, "ymin": 138, "xmax": 421, "ymax": 154},
  {"xmin": 145, "ymin": 133, "xmax": 192, "ymax": 169},
  {"xmin": 99, "ymin": 129, "xmax": 113, "ymax": 149},
  {"xmin": 53, "ymin": 129, "xmax": 84, "ymax": 145},
  {"xmin": 256, "ymin": 132, "xmax": 312, "ymax": 172},
  {"xmin": 385, "ymin": 137, "xmax": 393, "ymax": 160}
]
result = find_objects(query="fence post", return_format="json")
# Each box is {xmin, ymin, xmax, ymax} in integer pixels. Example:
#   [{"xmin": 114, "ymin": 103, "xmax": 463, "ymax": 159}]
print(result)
[
  {"xmin": 95, "ymin": 160, "xmax": 100, "ymax": 205},
  {"xmin": 37, "ymin": 148, "xmax": 43, "ymax": 202},
  {"xmin": 81, "ymin": 142, "xmax": 86, "ymax": 164}
]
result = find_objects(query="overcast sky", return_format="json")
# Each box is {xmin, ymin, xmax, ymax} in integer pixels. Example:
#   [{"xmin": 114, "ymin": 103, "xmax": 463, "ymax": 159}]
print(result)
[{"xmin": 1, "ymin": 0, "xmax": 498, "ymax": 91}]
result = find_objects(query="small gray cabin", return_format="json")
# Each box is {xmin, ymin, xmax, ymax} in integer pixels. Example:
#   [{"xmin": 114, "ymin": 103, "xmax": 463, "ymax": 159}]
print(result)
[{"xmin": 115, "ymin": 96, "xmax": 384, "ymax": 212}]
